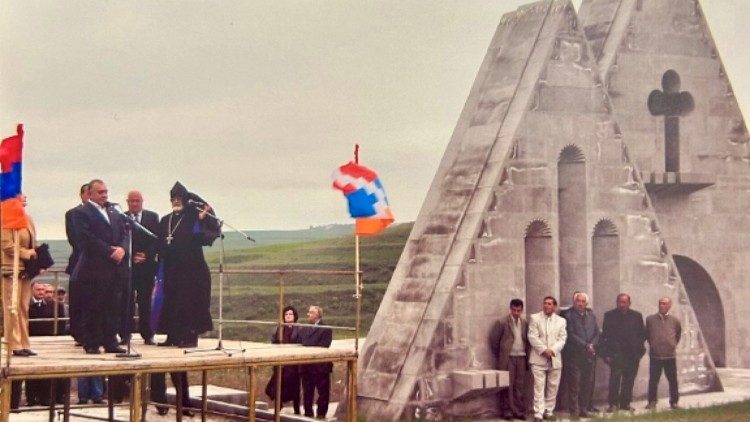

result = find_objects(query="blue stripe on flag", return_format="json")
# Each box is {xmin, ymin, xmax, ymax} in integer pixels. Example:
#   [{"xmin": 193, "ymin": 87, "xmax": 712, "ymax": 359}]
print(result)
[{"xmin": 0, "ymin": 162, "xmax": 22, "ymax": 200}]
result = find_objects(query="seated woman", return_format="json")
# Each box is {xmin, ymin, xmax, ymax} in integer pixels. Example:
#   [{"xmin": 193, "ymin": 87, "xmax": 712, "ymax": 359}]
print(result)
[{"xmin": 265, "ymin": 305, "xmax": 301, "ymax": 414}]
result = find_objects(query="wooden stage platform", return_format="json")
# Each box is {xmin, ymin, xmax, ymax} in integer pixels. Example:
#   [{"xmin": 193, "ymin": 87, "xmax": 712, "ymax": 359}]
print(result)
[{"xmin": 0, "ymin": 336, "xmax": 359, "ymax": 422}]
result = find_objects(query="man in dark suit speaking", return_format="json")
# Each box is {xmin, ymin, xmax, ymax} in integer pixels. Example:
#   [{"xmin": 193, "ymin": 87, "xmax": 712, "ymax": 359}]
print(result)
[
  {"xmin": 299, "ymin": 305, "xmax": 333, "ymax": 419},
  {"xmin": 121, "ymin": 190, "xmax": 160, "ymax": 345},
  {"xmin": 70, "ymin": 179, "xmax": 128, "ymax": 354}
]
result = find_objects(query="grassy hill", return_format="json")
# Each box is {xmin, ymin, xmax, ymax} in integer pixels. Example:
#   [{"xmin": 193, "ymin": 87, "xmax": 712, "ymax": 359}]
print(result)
[
  {"xmin": 205, "ymin": 222, "xmax": 412, "ymax": 341},
  {"xmin": 38, "ymin": 222, "xmax": 411, "ymax": 342}
]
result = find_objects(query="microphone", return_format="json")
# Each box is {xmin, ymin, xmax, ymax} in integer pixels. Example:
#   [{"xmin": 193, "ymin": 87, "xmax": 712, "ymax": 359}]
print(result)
[
  {"xmin": 105, "ymin": 201, "xmax": 120, "ymax": 207},
  {"xmin": 187, "ymin": 199, "xmax": 206, "ymax": 207}
]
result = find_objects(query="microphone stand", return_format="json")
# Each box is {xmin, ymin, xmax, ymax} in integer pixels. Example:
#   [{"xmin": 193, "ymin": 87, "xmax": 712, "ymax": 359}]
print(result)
[
  {"xmin": 110, "ymin": 205, "xmax": 157, "ymax": 360},
  {"xmin": 185, "ymin": 204, "xmax": 253, "ymax": 356}
]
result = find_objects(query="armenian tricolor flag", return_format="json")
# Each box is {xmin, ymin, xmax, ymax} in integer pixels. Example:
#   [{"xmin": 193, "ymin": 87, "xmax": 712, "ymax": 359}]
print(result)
[
  {"xmin": 333, "ymin": 161, "xmax": 394, "ymax": 236},
  {"xmin": 0, "ymin": 124, "xmax": 27, "ymax": 229}
]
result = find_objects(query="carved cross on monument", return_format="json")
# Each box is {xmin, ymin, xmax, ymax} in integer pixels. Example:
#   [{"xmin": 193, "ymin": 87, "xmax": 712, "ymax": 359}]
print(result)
[{"xmin": 648, "ymin": 70, "xmax": 694, "ymax": 173}]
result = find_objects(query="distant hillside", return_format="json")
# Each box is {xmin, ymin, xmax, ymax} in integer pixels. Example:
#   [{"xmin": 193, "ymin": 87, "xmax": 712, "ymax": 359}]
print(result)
[
  {"xmin": 42, "ymin": 223, "xmax": 356, "ymax": 269},
  {"xmin": 206, "ymin": 222, "xmax": 413, "ymax": 341},
  {"xmin": 40, "ymin": 222, "xmax": 413, "ymax": 341}
]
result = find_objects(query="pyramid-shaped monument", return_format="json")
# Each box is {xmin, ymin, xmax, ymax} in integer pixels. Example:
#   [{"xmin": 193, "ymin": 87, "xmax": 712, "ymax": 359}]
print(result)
[
  {"xmin": 357, "ymin": 1, "xmax": 719, "ymax": 420},
  {"xmin": 579, "ymin": 0, "xmax": 748, "ymax": 371}
]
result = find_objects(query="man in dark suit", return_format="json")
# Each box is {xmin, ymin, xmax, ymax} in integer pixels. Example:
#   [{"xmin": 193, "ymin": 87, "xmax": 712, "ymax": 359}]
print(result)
[
  {"xmin": 70, "ymin": 179, "xmax": 128, "ymax": 354},
  {"xmin": 599, "ymin": 293, "xmax": 646, "ymax": 413},
  {"xmin": 27, "ymin": 282, "xmax": 68, "ymax": 406},
  {"xmin": 299, "ymin": 305, "xmax": 333, "ymax": 419},
  {"xmin": 489, "ymin": 298, "xmax": 529, "ymax": 420},
  {"xmin": 562, "ymin": 292, "xmax": 600, "ymax": 419},
  {"xmin": 64, "ymin": 183, "xmax": 90, "ymax": 344},
  {"xmin": 121, "ymin": 190, "xmax": 159, "ymax": 345}
]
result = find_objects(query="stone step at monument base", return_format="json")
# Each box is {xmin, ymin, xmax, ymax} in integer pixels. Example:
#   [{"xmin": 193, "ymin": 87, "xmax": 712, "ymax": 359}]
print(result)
[{"xmin": 450, "ymin": 370, "xmax": 509, "ymax": 400}]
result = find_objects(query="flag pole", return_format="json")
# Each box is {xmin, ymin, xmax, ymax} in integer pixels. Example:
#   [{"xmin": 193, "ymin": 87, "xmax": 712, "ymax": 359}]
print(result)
[{"xmin": 353, "ymin": 145, "xmax": 362, "ymax": 353}]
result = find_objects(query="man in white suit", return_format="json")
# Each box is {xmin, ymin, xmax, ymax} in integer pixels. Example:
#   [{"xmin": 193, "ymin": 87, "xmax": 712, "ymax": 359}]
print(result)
[{"xmin": 528, "ymin": 296, "xmax": 567, "ymax": 421}]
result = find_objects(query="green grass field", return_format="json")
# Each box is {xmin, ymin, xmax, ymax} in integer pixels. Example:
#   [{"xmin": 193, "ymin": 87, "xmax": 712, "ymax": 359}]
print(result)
[
  {"xmin": 203, "ymin": 222, "xmax": 411, "ymax": 342},
  {"xmin": 588, "ymin": 400, "xmax": 750, "ymax": 421}
]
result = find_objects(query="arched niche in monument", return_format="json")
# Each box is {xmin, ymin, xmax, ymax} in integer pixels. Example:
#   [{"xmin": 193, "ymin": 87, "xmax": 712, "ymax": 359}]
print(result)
[
  {"xmin": 524, "ymin": 219, "xmax": 555, "ymax": 311},
  {"xmin": 591, "ymin": 219, "xmax": 620, "ymax": 324},
  {"xmin": 558, "ymin": 145, "xmax": 587, "ymax": 307},
  {"xmin": 673, "ymin": 254, "xmax": 725, "ymax": 367}
]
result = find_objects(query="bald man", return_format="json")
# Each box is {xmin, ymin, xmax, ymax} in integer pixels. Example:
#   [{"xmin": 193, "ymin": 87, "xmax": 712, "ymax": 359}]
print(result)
[
  {"xmin": 121, "ymin": 190, "xmax": 160, "ymax": 345},
  {"xmin": 645, "ymin": 297, "xmax": 682, "ymax": 410}
]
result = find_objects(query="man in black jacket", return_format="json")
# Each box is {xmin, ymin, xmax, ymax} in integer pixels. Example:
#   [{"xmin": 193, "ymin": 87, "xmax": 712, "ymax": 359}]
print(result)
[
  {"xmin": 121, "ymin": 190, "xmax": 159, "ymax": 345},
  {"xmin": 299, "ymin": 305, "xmax": 333, "ymax": 419},
  {"xmin": 599, "ymin": 293, "xmax": 646, "ymax": 413},
  {"xmin": 70, "ymin": 179, "xmax": 128, "ymax": 354},
  {"xmin": 64, "ymin": 183, "xmax": 90, "ymax": 344},
  {"xmin": 563, "ymin": 292, "xmax": 600, "ymax": 419},
  {"xmin": 27, "ymin": 282, "xmax": 68, "ymax": 406}
]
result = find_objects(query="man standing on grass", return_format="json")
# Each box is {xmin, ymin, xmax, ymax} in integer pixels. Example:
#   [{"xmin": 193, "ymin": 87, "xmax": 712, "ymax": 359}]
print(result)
[
  {"xmin": 600, "ymin": 293, "xmax": 646, "ymax": 413},
  {"xmin": 645, "ymin": 297, "xmax": 681, "ymax": 411}
]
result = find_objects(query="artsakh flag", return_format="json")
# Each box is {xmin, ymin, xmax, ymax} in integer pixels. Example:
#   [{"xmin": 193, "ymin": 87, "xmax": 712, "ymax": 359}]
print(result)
[
  {"xmin": 0, "ymin": 124, "xmax": 28, "ymax": 229},
  {"xmin": 332, "ymin": 161, "xmax": 394, "ymax": 236}
]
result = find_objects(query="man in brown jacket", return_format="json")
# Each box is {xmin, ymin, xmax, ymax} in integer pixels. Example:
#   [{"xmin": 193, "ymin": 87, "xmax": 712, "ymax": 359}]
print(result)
[
  {"xmin": 490, "ymin": 298, "xmax": 530, "ymax": 420},
  {"xmin": 645, "ymin": 297, "xmax": 682, "ymax": 410}
]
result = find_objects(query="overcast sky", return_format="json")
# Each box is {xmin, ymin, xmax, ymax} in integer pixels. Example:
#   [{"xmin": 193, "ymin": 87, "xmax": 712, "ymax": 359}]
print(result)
[{"xmin": 2, "ymin": 1, "xmax": 749, "ymax": 239}]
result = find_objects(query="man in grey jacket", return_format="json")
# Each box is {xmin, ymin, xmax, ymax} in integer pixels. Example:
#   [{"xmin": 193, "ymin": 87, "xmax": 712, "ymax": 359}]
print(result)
[
  {"xmin": 563, "ymin": 292, "xmax": 600, "ymax": 419},
  {"xmin": 645, "ymin": 297, "xmax": 682, "ymax": 410},
  {"xmin": 490, "ymin": 298, "xmax": 530, "ymax": 420}
]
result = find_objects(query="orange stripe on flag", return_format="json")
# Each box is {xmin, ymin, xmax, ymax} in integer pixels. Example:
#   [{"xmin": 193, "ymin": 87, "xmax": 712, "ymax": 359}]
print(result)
[
  {"xmin": 355, "ymin": 208, "xmax": 394, "ymax": 236},
  {"xmin": 1, "ymin": 197, "xmax": 28, "ymax": 229}
]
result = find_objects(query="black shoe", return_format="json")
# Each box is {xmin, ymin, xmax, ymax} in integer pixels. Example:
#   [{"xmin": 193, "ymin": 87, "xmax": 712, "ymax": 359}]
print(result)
[
  {"xmin": 92, "ymin": 398, "xmax": 104, "ymax": 404},
  {"xmin": 182, "ymin": 408, "xmax": 195, "ymax": 417},
  {"xmin": 670, "ymin": 403, "xmax": 680, "ymax": 410},
  {"xmin": 579, "ymin": 411, "xmax": 590, "ymax": 418},
  {"xmin": 620, "ymin": 406, "xmax": 635, "ymax": 412},
  {"xmin": 104, "ymin": 345, "xmax": 126, "ymax": 353},
  {"xmin": 84, "ymin": 346, "xmax": 101, "ymax": 354},
  {"xmin": 587, "ymin": 407, "xmax": 599, "ymax": 413},
  {"xmin": 143, "ymin": 337, "xmax": 156, "ymax": 345},
  {"xmin": 118, "ymin": 338, "xmax": 130, "ymax": 346},
  {"xmin": 605, "ymin": 405, "xmax": 617, "ymax": 413},
  {"xmin": 156, "ymin": 405, "xmax": 169, "ymax": 415},
  {"xmin": 542, "ymin": 411, "xmax": 555, "ymax": 420},
  {"xmin": 23, "ymin": 349, "xmax": 37, "ymax": 356},
  {"xmin": 11, "ymin": 350, "xmax": 29, "ymax": 357}
]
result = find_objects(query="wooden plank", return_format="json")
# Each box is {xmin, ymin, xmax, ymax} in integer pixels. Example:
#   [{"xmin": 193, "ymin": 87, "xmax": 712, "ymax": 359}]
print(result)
[{"xmin": 1, "ymin": 337, "xmax": 356, "ymax": 380}]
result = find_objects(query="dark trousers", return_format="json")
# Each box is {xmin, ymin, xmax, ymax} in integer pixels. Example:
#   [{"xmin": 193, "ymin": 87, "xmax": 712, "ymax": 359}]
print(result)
[
  {"xmin": 68, "ymin": 279, "xmax": 83, "ymax": 343},
  {"xmin": 608, "ymin": 355, "xmax": 640, "ymax": 409},
  {"xmin": 648, "ymin": 357, "xmax": 678, "ymax": 405},
  {"xmin": 569, "ymin": 357, "xmax": 595, "ymax": 416},
  {"xmin": 151, "ymin": 372, "xmax": 190, "ymax": 406},
  {"xmin": 501, "ymin": 356, "xmax": 527, "ymax": 416},
  {"xmin": 26, "ymin": 379, "xmax": 69, "ymax": 406},
  {"xmin": 81, "ymin": 277, "xmax": 122, "ymax": 349},
  {"xmin": 11, "ymin": 381, "xmax": 22, "ymax": 409},
  {"xmin": 120, "ymin": 274, "xmax": 155, "ymax": 341},
  {"xmin": 301, "ymin": 372, "xmax": 330, "ymax": 418}
]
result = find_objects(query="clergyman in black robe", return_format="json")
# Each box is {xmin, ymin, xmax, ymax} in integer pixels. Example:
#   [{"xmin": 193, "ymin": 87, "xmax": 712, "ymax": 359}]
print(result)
[{"xmin": 155, "ymin": 182, "xmax": 219, "ymax": 348}]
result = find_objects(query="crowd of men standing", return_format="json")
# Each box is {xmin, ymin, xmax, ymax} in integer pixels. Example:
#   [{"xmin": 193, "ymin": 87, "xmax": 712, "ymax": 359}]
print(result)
[{"xmin": 490, "ymin": 292, "xmax": 682, "ymax": 421}]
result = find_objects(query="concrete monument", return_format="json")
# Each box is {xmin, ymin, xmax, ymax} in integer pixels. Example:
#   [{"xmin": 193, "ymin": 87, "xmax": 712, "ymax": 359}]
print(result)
[
  {"xmin": 357, "ymin": 0, "xmax": 724, "ymax": 420},
  {"xmin": 579, "ymin": 0, "xmax": 747, "ymax": 370}
]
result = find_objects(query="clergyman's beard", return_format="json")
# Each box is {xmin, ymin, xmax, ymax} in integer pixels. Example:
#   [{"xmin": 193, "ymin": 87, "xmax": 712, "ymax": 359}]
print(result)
[{"xmin": 172, "ymin": 205, "xmax": 183, "ymax": 213}]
